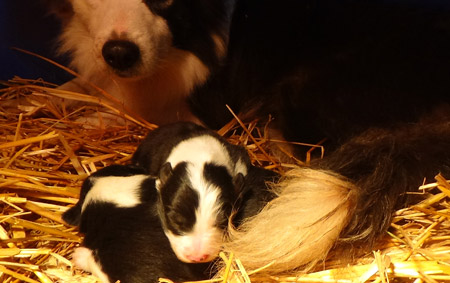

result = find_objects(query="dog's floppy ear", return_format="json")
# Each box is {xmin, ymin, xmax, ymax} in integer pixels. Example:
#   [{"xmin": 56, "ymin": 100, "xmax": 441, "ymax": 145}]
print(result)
[
  {"xmin": 43, "ymin": 0, "xmax": 74, "ymax": 22},
  {"xmin": 159, "ymin": 162, "xmax": 173, "ymax": 185}
]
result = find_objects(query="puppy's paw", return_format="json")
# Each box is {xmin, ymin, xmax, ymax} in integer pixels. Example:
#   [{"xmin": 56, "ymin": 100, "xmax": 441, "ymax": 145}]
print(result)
[{"xmin": 72, "ymin": 247, "xmax": 111, "ymax": 283}]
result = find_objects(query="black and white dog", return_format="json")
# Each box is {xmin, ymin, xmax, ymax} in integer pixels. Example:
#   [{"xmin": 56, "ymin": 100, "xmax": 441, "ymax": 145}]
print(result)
[
  {"xmin": 48, "ymin": 0, "xmax": 450, "ymax": 274},
  {"xmin": 62, "ymin": 165, "xmax": 211, "ymax": 283},
  {"xmin": 132, "ymin": 122, "xmax": 251, "ymax": 263}
]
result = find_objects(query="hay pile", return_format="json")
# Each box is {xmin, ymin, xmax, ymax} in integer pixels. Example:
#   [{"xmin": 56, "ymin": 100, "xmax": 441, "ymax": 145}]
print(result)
[{"xmin": 1, "ymin": 79, "xmax": 450, "ymax": 283}]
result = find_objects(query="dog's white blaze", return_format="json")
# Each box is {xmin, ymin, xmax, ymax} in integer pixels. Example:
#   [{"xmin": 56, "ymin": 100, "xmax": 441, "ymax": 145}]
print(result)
[
  {"xmin": 165, "ymin": 168, "xmax": 223, "ymax": 263},
  {"xmin": 82, "ymin": 175, "xmax": 147, "ymax": 212},
  {"xmin": 72, "ymin": 247, "xmax": 110, "ymax": 283}
]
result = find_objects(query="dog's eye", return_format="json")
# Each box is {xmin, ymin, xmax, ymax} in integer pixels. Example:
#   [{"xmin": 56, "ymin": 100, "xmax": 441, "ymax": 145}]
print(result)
[
  {"xmin": 143, "ymin": 0, "xmax": 174, "ymax": 13},
  {"xmin": 167, "ymin": 212, "xmax": 190, "ymax": 235}
]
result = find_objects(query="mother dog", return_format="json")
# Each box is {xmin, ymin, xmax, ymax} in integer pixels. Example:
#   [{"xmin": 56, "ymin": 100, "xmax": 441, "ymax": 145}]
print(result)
[{"xmin": 48, "ymin": 0, "xmax": 450, "ymax": 274}]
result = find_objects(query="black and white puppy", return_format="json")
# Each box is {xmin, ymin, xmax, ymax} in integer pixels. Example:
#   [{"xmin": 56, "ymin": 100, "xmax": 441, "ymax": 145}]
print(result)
[
  {"xmin": 62, "ymin": 165, "xmax": 210, "ymax": 283},
  {"xmin": 132, "ymin": 122, "xmax": 251, "ymax": 263}
]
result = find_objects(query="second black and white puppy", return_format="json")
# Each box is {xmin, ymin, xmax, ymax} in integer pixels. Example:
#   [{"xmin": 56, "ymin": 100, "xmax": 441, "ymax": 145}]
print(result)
[
  {"xmin": 62, "ymin": 164, "xmax": 210, "ymax": 283},
  {"xmin": 132, "ymin": 122, "xmax": 251, "ymax": 263}
]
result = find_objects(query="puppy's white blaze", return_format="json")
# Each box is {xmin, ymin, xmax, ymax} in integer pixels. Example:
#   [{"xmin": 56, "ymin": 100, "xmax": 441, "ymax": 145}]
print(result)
[
  {"xmin": 166, "ymin": 166, "xmax": 223, "ymax": 263},
  {"xmin": 194, "ymin": 173, "xmax": 223, "ymax": 233},
  {"xmin": 166, "ymin": 136, "xmax": 235, "ymax": 175},
  {"xmin": 72, "ymin": 247, "xmax": 110, "ymax": 283},
  {"xmin": 82, "ymin": 175, "xmax": 147, "ymax": 212}
]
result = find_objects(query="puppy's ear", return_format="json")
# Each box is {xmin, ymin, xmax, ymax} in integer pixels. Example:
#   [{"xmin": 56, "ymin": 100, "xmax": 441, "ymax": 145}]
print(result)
[
  {"xmin": 62, "ymin": 175, "xmax": 94, "ymax": 226},
  {"xmin": 233, "ymin": 172, "xmax": 245, "ymax": 195},
  {"xmin": 62, "ymin": 205, "xmax": 82, "ymax": 226},
  {"xmin": 159, "ymin": 162, "xmax": 173, "ymax": 185},
  {"xmin": 230, "ymin": 172, "xmax": 247, "ymax": 226}
]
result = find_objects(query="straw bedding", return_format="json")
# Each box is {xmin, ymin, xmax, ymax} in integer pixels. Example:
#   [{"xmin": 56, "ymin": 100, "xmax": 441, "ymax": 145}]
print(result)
[{"xmin": 1, "ymin": 78, "xmax": 450, "ymax": 283}]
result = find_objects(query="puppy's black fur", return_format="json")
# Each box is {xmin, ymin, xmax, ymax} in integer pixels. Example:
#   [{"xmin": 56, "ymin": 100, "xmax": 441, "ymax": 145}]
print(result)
[
  {"xmin": 62, "ymin": 165, "xmax": 148, "ymax": 226},
  {"xmin": 63, "ymin": 165, "xmax": 210, "ymax": 283},
  {"xmin": 233, "ymin": 166, "xmax": 280, "ymax": 226},
  {"xmin": 132, "ymin": 122, "xmax": 249, "ymax": 176},
  {"xmin": 132, "ymin": 122, "xmax": 250, "ymax": 235}
]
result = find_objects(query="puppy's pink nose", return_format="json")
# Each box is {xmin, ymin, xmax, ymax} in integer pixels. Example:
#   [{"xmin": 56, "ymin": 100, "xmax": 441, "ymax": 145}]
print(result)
[{"xmin": 185, "ymin": 254, "xmax": 210, "ymax": 263}]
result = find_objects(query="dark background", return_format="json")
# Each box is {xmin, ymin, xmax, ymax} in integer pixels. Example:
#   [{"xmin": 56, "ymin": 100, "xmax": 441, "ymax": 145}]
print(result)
[
  {"xmin": 0, "ymin": 0, "xmax": 71, "ymax": 85},
  {"xmin": 1, "ymin": 0, "xmax": 449, "ymax": 85}
]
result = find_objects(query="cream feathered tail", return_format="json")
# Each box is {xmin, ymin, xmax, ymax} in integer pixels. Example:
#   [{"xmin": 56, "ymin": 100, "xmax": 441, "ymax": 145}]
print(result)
[
  {"xmin": 223, "ymin": 119, "xmax": 450, "ymax": 274},
  {"xmin": 225, "ymin": 168, "xmax": 358, "ymax": 272}
]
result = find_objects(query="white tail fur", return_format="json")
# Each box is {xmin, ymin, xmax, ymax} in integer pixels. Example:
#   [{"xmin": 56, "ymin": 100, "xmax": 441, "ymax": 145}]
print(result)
[{"xmin": 223, "ymin": 167, "xmax": 359, "ymax": 273}]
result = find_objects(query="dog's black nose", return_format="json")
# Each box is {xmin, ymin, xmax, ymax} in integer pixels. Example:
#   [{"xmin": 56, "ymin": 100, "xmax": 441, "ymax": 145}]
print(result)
[{"xmin": 102, "ymin": 40, "xmax": 141, "ymax": 72}]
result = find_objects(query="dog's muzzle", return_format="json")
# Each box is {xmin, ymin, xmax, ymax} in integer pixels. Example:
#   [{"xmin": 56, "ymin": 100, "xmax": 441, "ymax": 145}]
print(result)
[{"xmin": 102, "ymin": 40, "xmax": 141, "ymax": 75}]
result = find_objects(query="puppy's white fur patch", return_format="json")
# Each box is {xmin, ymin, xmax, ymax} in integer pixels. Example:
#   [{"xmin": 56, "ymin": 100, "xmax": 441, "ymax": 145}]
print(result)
[
  {"xmin": 165, "ymin": 135, "xmax": 247, "ymax": 177},
  {"xmin": 82, "ymin": 174, "xmax": 147, "ymax": 211},
  {"xmin": 72, "ymin": 247, "xmax": 110, "ymax": 283}
]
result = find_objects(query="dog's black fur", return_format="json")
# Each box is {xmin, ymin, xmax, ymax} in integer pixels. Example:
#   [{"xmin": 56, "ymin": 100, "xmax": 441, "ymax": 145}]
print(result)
[
  {"xmin": 188, "ymin": 1, "xmax": 450, "ymax": 147},
  {"xmin": 315, "ymin": 118, "xmax": 450, "ymax": 245},
  {"xmin": 62, "ymin": 165, "xmax": 211, "ymax": 283},
  {"xmin": 185, "ymin": 0, "xmax": 450, "ymax": 257}
]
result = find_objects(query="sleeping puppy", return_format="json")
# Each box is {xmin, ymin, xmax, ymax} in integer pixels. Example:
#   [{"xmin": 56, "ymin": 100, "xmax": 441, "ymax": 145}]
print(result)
[
  {"xmin": 132, "ymin": 122, "xmax": 251, "ymax": 263},
  {"xmin": 62, "ymin": 164, "xmax": 210, "ymax": 283}
]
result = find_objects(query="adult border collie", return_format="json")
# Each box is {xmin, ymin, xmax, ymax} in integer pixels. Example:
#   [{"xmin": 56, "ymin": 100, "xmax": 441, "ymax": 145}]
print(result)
[{"xmin": 48, "ymin": 0, "xmax": 450, "ymax": 274}]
